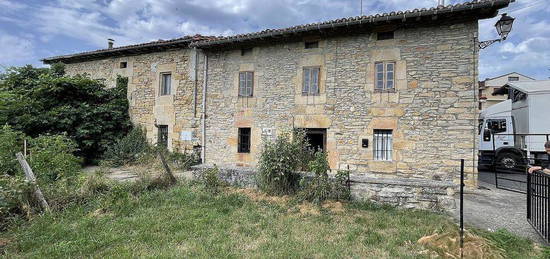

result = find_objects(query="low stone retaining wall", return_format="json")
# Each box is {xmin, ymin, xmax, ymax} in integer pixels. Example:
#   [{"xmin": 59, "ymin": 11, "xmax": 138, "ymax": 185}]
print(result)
[{"xmin": 190, "ymin": 164, "xmax": 457, "ymax": 211}]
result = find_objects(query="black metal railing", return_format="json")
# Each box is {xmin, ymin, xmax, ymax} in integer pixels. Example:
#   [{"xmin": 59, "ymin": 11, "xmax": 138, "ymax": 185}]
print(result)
[{"xmin": 527, "ymin": 170, "xmax": 550, "ymax": 243}]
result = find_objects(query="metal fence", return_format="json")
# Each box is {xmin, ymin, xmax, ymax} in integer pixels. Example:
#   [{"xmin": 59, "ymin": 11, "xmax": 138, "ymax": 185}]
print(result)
[
  {"xmin": 489, "ymin": 133, "xmax": 550, "ymax": 194},
  {"xmin": 527, "ymin": 170, "xmax": 550, "ymax": 243}
]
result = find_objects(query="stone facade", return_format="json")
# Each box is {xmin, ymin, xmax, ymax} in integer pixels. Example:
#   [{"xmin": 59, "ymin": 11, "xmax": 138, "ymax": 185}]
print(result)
[
  {"xmin": 204, "ymin": 21, "xmax": 479, "ymax": 185},
  {"xmin": 61, "ymin": 21, "xmax": 481, "ymax": 187},
  {"xmin": 65, "ymin": 49, "xmax": 204, "ymax": 153}
]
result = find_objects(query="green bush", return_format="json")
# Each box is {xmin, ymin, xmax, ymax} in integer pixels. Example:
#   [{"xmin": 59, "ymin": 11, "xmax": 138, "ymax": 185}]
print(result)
[
  {"xmin": 102, "ymin": 127, "xmax": 151, "ymax": 167},
  {"xmin": 0, "ymin": 65, "xmax": 132, "ymax": 162},
  {"xmin": 0, "ymin": 132, "xmax": 82, "ymax": 228},
  {"xmin": 168, "ymin": 148, "xmax": 200, "ymax": 171},
  {"xmin": 27, "ymin": 134, "xmax": 82, "ymax": 183},
  {"xmin": 299, "ymin": 152, "xmax": 351, "ymax": 204},
  {"xmin": 0, "ymin": 125, "xmax": 24, "ymax": 175},
  {"xmin": 257, "ymin": 130, "xmax": 313, "ymax": 195},
  {"xmin": 0, "ymin": 174, "xmax": 31, "ymax": 230},
  {"xmin": 197, "ymin": 166, "xmax": 224, "ymax": 194}
]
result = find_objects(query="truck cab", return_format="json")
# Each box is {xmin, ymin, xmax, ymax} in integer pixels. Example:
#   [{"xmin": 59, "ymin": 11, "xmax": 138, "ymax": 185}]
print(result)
[{"xmin": 478, "ymin": 80, "xmax": 550, "ymax": 170}]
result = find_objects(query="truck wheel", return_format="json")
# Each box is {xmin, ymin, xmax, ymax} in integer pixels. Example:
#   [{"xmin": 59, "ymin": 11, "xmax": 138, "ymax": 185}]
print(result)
[{"xmin": 496, "ymin": 153, "xmax": 522, "ymax": 170}]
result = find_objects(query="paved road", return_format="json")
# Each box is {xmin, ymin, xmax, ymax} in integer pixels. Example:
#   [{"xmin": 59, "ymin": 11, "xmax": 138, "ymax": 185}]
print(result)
[{"xmin": 451, "ymin": 170, "xmax": 545, "ymax": 244}]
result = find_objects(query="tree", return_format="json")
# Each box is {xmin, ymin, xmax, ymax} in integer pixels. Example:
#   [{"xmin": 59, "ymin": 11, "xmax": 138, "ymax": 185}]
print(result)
[{"xmin": 0, "ymin": 64, "xmax": 131, "ymax": 163}]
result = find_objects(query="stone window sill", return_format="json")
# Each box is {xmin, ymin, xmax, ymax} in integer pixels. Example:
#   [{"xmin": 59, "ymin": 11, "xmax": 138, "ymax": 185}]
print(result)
[{"xmin": 373, "ymin": 89, "xmax": 397, "ymax": 93}]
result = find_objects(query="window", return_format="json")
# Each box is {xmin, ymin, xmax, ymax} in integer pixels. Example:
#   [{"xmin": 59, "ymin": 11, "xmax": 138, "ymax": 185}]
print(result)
[
  {"xmin": 160, "ymin": 73, "xmax": 171, "ymax": 95},
  {"xmin": 373, "ymin": 129, "xmax": 392, "ymax": 161},
  {"xmin": 302, "ymin": 67, "xmax": 320, "ymax": 95},
  {"xmin": 305, "ymin": 41, "xmax": 319, "ymax": 49},
  {"xmin": 377, "ymin": 31, "xmax": 394, "ymax": 40},
  {"xmin": 119, "ymin": 62, "xmax": 127, "ymax": 68},
  {"xmin": 486, "ymin": 119, "xmax": 506, "ymax": 134},
  {"xmin": 239, "ymin": 71, "xmax": 254, "ymax": 97},
  {"xmin": 158, "ymin": 125, "xmax": 168, "ymax": 147},
  {"xmin": 508, "ymin": 76, "xmax": 519, "ymax": 81},
  {"xmin": 238, "ymin": 128, "xmax": 251, "ymax": 153},
  {"xmin": 241, "ymin": 48, "xmax": 253, "ymax": 56},
  {"xmin": 375, "ymin": 62, "xmax": 395, "ymax": 90}
]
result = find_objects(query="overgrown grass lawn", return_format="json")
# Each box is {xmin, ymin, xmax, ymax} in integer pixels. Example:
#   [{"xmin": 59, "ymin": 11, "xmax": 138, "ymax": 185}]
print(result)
[{"xmin": 1, "ymin": 183, "xmax": 545, "ymax": 258}]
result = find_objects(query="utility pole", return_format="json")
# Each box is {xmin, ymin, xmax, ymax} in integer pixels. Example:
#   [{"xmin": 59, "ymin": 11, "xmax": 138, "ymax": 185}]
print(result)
[{"xmin": 360, "ymin": 0, "xmax": 363, "ymax": 16}]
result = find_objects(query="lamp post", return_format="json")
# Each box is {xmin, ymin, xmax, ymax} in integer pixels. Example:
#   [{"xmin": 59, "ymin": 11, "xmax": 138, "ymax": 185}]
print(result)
[{"xmin": 479, "ymin": 13, "xmax": 515, "ymax": 49}]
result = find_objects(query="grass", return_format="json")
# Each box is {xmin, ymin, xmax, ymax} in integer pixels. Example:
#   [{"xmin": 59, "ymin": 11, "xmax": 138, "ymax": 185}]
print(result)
[{"xmin": 1, "ymin": 182, "xmax": 546, "ymax": 258}]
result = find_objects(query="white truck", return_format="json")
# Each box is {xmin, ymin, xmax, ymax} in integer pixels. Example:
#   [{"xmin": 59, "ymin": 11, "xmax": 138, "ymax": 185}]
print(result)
[{"xmin": 478, "ymin": 80, "xmax": 550, "ymax": 170}]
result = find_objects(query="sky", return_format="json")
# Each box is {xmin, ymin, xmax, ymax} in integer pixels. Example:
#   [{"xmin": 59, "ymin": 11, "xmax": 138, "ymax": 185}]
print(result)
[{"xmin": 0, "ymin": 0, "xmax": 549, "ymax": 80}]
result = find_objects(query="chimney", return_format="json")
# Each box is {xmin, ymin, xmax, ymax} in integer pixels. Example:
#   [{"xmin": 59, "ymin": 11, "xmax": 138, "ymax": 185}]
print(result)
[
  {"xmin": 437, "ymin": 0, "xmax": 445, "ymax": 6},
  {"xmin": 108, "ymin": 39, "xmax": 114, "ymax": 49}
]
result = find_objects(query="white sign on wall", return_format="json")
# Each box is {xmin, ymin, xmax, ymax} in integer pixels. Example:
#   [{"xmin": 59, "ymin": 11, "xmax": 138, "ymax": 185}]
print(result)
[
  {"xmin": 262, "ymin": 128, "xmax": 273, "ymax": 136},
  {"xmin": 180, "ymin": 131, "xmax": 192, "ymax": 141}
]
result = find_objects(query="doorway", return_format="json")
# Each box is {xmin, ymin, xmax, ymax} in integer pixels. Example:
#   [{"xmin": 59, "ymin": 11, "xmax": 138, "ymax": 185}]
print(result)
[{"xmin": 300, "ymin": 128, "xmax": 327, "ymax": 152}]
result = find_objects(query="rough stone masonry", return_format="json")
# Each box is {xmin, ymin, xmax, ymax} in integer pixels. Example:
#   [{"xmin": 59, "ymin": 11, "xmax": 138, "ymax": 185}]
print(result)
[{"xmin": 42, "ymin": 0, "xmax": 514, "ymax": 210}]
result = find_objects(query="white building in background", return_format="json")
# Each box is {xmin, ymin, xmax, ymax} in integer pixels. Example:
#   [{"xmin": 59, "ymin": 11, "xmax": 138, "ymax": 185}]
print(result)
[{"xmin": 479, "ymin": 72, "xmax": 535, "ymax": 110}]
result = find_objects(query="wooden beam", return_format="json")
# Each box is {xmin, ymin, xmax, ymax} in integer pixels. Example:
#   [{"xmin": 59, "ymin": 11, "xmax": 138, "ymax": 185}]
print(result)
[{"xmin": 16, "ymin": 152, "xmax": 50, "ymax": 212}]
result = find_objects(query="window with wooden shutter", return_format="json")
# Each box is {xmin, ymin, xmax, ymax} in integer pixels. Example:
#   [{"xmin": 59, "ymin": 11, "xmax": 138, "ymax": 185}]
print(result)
[
  {"xmin": 239, "ymin": 71, "xmax": 253, "ymax": 97},
  {"xmin": 302, "ymin": 67, "xmax": 320, "ymax": 96},
  {"xmin": 374, "ymin": 62, "xmax": 395, "ymax": 91}
]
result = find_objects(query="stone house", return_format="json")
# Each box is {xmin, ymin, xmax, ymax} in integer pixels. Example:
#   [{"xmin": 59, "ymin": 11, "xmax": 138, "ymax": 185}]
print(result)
[
  {"xmin": 43, "ymin": 0, "xmax": 513, "ymax": 189},
  {"xmin": 478, "ymin": 72, "xmax": 535, "ymax": 110}
]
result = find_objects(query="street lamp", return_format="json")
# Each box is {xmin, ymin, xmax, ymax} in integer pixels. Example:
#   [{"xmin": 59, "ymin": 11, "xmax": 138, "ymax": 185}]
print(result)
[{"xmin": 479, "ymin": 13, "xmax": 515, "ymax": 49}]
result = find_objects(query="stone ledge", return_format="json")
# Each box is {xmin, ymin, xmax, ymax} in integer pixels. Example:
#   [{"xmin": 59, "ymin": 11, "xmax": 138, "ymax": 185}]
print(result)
[
  {"xmin": 190, "ymin": 164, "xmax": 457, "ymax": 211},
  {"xmin": 350, "ymin": 175, "xmax": 457, "ymax": 189}
]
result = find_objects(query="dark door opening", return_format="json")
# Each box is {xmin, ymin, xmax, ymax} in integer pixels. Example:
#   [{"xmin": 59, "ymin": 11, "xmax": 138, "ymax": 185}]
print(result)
[{"xmin": 300, "ymin": 128, "xmax": 327, "ymax": 152}]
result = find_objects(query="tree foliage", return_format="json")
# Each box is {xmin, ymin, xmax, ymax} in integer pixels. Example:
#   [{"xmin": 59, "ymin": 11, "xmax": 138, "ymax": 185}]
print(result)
[{"xmin": 0, "ymin": 64, "xmax": 131, "ymax": 162}]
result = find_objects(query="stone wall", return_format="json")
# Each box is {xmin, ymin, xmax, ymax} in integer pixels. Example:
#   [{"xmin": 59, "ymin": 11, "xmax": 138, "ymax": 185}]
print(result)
[
  {"xmin": 204, "ymin": 20, "xmax": 479, "ymax": 185},
  {"xmin": 64, "ymin": 49, "xmax": 204, "ymax": 153},
  {"xmin": 190, "ymin": 165, "xmax": 457, "ymax": 211}
]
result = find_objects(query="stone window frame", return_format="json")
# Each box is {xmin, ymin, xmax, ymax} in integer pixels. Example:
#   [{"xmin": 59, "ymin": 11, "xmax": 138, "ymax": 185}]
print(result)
[
  {"xmin": 374, "ymin": 61, "xmax": 396, "ymax": 92},
  {"xmin": 159, "ymin": 72, "xmax": 172, "ymax": 96},
  {"xmin": 302, "ymin": 66, "xmax": 321, "ymax": 96},
  {"xmin": 238, "ymin": 71, "xmax": 254, "ymax": 97},
  {"xmin": 238, "ymin": 127, "xmax": 251, "ymax": 153},
  {"xmin": 373, "ymin": 129, "xmax": 393, "ymax": 161}
]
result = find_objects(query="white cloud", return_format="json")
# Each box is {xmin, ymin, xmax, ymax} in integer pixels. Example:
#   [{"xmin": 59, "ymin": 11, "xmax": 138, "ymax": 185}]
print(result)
[{"xmin": 0, "ymin": 33, "xmax": 34, "ymax": 66}]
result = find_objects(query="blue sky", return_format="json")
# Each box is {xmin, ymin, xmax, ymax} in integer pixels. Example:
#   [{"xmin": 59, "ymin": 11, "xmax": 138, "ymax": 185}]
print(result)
[{"xmin": 0, "ymin": 0, "xmax": 549, "ymax": 80}]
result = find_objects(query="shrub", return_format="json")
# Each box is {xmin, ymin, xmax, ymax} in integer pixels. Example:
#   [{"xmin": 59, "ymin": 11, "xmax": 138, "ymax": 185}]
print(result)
[
  {"xmin": 0, "ymin": 66, "xmax": 132, "ymax": 162},
  {"xmin": 333, "ymin": 169, "xmax": 351, "ymax": 201},
  {"xmin": 168, "ymin": 148, "xmax": 200, "ymax": 171},
  {"xmin": 299, "ymin": 152, "xmax": 351, "ymax": 204},
  {"xmin": 79, "ymin": 170, "xmax": 114, "ymax": 197},
  {"xmin": 0, "ymin": 175, "xmax": 31, "ymax": 230},
  {"xmin": 102, "ymin": 127, "xmax": 150, "ymax": 167},
  {"xmin": 298, "ymin": 151, "xmax": 331, "ymax": 204},
  {"xmin": 198, "ymin": 166, "xmax": 224, "ymax": 194},
  {"xmin": 0, "ymin": 125, "xmax": 24, "ymax": 175},
  {"xmin": 257, "ymin": 130, "xmax": 313, "ymax": 195},
  {"xmin": 27, "ymin": 134, "xmax": 82, "ymax": 183}
]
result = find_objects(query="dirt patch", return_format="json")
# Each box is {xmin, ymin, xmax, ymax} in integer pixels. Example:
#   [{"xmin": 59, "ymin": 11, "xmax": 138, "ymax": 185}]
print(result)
[
  {"xmin": 418, "ymin": 231, "xmax": 504, "ymax": 259},
  {"xmin": 322, "ymin": 201, "xmax": 345, "ymax": 213},
  {"xmin": 0, "ymin": 238, "xmax": 10, "ymax": 254},
  {"xmin": 227, "ymin": 188, "xmax": 290, "ymax": 205},
  {"xmin": 88, "ymin": 208, "xmax": 113, "ymax": 218}
]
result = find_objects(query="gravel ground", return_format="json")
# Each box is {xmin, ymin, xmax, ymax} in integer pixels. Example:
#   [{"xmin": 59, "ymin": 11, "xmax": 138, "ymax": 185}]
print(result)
[{"xmin": 452, "ymin": 171, "xmax": 546, "ymax": 244}]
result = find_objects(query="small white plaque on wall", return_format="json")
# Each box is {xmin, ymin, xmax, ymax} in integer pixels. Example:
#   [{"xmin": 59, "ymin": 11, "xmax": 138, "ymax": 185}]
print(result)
[
  {"xmin": 180, "ymin": 131, "xmax": 192, "ymax": 141},
  {"xmin": 262, "ymin": 128, "xmax": 273, "ymax": 136}
]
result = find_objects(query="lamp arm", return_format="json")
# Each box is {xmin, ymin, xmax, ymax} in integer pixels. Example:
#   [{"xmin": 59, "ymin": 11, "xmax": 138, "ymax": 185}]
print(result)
[{"xmin": 478, "ymin": 39, "xmax": 502, "ymax": 49}]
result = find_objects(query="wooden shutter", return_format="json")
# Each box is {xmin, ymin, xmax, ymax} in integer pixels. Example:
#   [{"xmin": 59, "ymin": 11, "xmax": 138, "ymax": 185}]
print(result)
[
  {"xmin": 239, "ymin": 72, "xmax": 246, "ymax": 96},
  {"xmin": 302, "ymin": 68, "xmax": 310, "ymax": 95},
  {"xmin": 311, "ymin": 67, "xmax": 319, "ymax": 94},
  {"xmin": 246, "ymin": 72, "xmax": 253, "ymax": 96}
]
